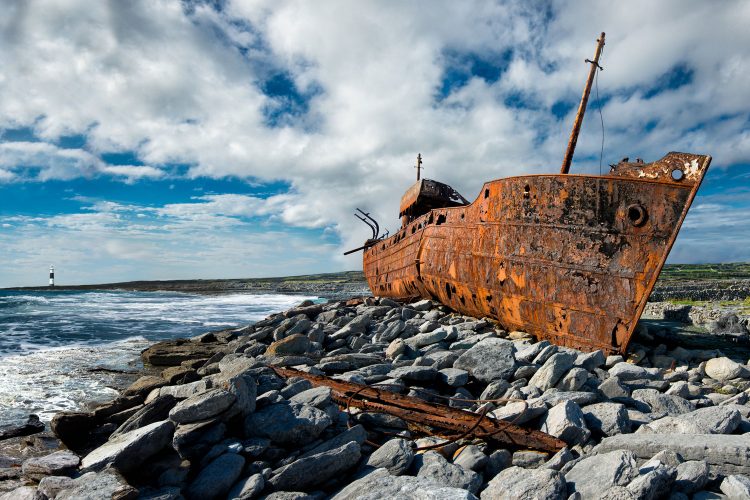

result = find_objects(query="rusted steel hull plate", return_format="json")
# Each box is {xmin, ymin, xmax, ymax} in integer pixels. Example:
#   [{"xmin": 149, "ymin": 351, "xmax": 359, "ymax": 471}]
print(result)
[{"xmin": 364, "ymin": 152, "xmax": 711, "ymax": 354}]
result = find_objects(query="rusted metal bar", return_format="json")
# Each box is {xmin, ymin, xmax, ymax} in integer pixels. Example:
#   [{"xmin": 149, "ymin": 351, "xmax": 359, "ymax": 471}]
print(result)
[
  {"xmin": 273, "ymin": 367, "xmax": 565, "ymax": 453},
  {"xmin": 343, "ymin": 240, "xmax": 377, "ymax": 255},
  {"xmin": 561, "ymin": 32, "xmax": 606, "ymax": 174}
]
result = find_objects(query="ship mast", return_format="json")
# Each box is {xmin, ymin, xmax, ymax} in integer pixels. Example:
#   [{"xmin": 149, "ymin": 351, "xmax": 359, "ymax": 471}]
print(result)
[{"xmin": 560, "ymin": 32, "xmax": 605, "ymax": 174}]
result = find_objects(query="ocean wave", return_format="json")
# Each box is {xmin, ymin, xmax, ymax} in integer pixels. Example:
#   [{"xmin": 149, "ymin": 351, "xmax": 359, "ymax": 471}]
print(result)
[{"xmin": 0, "ymin": 290, "xmax": 315, "ymax": 426}]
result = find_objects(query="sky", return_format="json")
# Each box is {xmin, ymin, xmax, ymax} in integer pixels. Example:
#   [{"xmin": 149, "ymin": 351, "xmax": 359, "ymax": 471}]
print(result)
[{"xmin": 0, "ymin": 0, "xmax": 749, "ymax": 287}]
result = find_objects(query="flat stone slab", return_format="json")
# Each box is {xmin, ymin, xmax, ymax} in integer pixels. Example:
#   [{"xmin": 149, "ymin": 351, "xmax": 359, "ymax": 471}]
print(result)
[
  {"xmin": 81, "ymin": 420, "xmax": 174, "ymax": 472},
  {"xmin": 594, "ymin": 433, "xmax": 750, "ymax": 476},
  {"xmin": 22, "ymin": 450, "xmax": 79, "ymax": 480}
]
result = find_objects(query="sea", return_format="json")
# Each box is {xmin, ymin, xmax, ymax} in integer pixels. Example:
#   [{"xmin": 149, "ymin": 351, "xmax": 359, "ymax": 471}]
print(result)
[{"xmin": 0, "ymin": 290, "xmax": 315, "ymax": 429}]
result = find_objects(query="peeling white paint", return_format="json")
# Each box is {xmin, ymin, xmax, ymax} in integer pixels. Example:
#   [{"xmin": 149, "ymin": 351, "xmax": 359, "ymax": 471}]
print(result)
[
  {"xmin": 683, "ymin": 159, "xmax": 701, "ymax": 178},
  {"xmin": 637, "ymin": 170, "xmax": 659, "ymax": 179}
]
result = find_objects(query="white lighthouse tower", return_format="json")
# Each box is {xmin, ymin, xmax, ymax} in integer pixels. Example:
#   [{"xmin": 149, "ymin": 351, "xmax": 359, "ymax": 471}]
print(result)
[{"xmin": 49, "ymin": 265, "xmax": 55, "ymax": 287}]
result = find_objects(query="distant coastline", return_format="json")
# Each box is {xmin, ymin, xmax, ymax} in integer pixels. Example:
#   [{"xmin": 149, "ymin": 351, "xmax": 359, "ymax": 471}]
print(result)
[
  {"xmin": 1, "ymin": 270, "xmax": 370, "ymax": 301},
  {"xmin": 3, "ymin": 264, "xmax": 750, "ymax": 302}
]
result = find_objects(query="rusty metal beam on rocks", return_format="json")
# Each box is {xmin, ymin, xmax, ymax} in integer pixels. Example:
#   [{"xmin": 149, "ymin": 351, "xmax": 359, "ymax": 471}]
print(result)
[{"xmin": 273, "ymin": 367, "xmax": 565, "ymax": 453}]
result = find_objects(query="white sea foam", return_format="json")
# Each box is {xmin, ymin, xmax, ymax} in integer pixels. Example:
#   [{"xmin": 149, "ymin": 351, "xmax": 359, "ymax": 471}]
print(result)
[{"xmin": 0, "ymin": 290, "xmax": 315, "ymax": 428}]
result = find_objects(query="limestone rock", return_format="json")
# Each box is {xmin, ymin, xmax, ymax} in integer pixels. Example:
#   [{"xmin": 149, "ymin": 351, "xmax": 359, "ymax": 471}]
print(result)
[
  {"xmin": 124, "ymin": 376, "xmax": 168, "ymax": 397},
  {"xmin": 720, "ymin": 474, "xmax": 750, "ymax": 499},
  {"xmin": 364, "ymin": 438, "xmax": 414, "ymax": 475},
  {"xmin": 594, "ymin": 433, "xmax": 750, "ymax": 476},
  {"xmin": 0, "ymin": 486, "xmax": 36, "ymax": 500},
  {"xmin": 50, "ymin": 412, "xmax": 97, "ymax": 452},
  {"xmin": 289, "ymin": 386, "xmax": 332, "ymax": 409},
  {"xmin": 112, "ymin": 395, "xmax": 178, "ymax": 438},
  {"xmin": 490, "ymin": 399, "xmax": 547, "ymax": 424},
  {"xmin": 169, "ymin": 388, "xmax": 236, "ymax": 424},
  {"xmin": 626, "ymin": 466, "xmax": 677, "ymax": 500},
  {"xmin": 439, "ymin": 368, "xmax": 469, "ymax": 387},
  {"xmin": 453, "ymin": 338, "xmax": 517, "ymax": 383},
  {"xmin": 227, "ymin": 473, "xmax": 264, "ymax": 500},
  {"xmin": 172, "ymin": 419, "xmax": 226, "ymax": 461},
  {"xmin": 675, "ymin": 461, "xmax": 710, "ymax": 494},
  {"xmin": 269, "ymin": 441, "xmax": 360, "ymax": 491},
  {"xmin": 390, "ymin": 365, "xmax": 438, "ymax": 382},
  {"xmin": 583, "ymin": 402, "xmax": 630, "ymax": 436},
  {"xmin": 81, "ymin": 420, "xmax": 174, "ymax": 472},
  {"xmin": 385, "ymin": 338, "xmax": 407, "ymax": 358},
  {"xmin": 599, "ymin": 377, "xmax": 631, "ymax": 401},
  {"xmin": 705, "ymin": 357, "xmax": 749, "ymax": 382},
  {"xmin": 155, "ymin": 379, "xmax": 212, "ymax": 401},
  {"xmin": 244, "ymin": 403, "xmax": 331, "ymax": 446},
  {"xmin": 528, "ymin": 352, "xmax": 577, "ymax": 391},
  {"xmin": 416, "ymin": 451, "xmax": 483, "ymax": 494},
  {"xmin": 540, "ymin": 400, "xmax": 590, "ymax": 445},
  {"xmin": 575, "ymin": 350, "xmax": 606, "ymax": 371},
  {"xmin": 556, "ymin": 367, "xmax": 589, "ymax": 391},
  {"xmin": 632, "ymin": 388, "xmax": 694, "ymax": 416},
  {"xmin": 332, "ymin": 468, "xmax": 477, "ymax": 500},
  {"xmin": 37, "ymin": 476, "xmax": 75, "ymax": 499},
  {"xmin": 481, "ymin": 466, "xmax": 565, "ymax": 499},
  {"xmin": 186, "ymin": 452, "xmax": 245, "ymax": 500},
  {"xmin": 266, "ymin": 334, "xmax": 312, "ymax": 356},
  {"xmin": 608, "ymin": 362, "xmax": 655, "ymax": 381},
  {"xmin": 56, "ymin": 470, "xmax": 138, "ymax": 500},
  {"xmin": 22, "ymin": 450, "xmax": 79, "ymax": 480},
  {"xmin": 298, "ymin": 425, "xmax": 367, "ymax": 459},
  {"xmin": 565, "ymin": 450, "xmax": 638, "ymax": 499},
  {"xmin": 453, "ymin": 445, "xmax": 487, "ymax": 472},
  {"xmin": 142, "ymin": 339, "xmax": 219, "ymax": 366}
]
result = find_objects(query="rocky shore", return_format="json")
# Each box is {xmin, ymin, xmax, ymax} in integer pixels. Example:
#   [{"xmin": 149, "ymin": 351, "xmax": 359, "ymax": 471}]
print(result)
[{"xmin": 3, "ymin": 296, "xmax": 750, "ymax": 499}]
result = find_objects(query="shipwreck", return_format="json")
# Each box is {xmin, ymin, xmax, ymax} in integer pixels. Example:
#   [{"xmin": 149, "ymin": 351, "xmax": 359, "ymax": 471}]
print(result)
[{"xmin": 348, "ymin": 33, "xmax": 711, "ymax": 355}]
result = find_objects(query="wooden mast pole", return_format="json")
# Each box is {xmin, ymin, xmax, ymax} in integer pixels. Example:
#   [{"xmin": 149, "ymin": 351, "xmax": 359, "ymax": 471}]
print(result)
[{"xmin": 560, "ymin": 32, "xmax": 605, "ymax": 174}]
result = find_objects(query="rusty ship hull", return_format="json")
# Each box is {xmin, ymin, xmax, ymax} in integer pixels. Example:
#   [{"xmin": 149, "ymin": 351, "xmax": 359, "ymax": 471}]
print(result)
[{"xmin": 363, "ymin": 153, "xmax": 711, "ymax": 354}]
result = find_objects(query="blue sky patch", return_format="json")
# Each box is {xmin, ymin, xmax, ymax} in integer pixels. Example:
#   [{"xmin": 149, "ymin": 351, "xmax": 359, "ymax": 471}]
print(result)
[
  {"xmin": 644, "ymin": 62, "xmax": 694, "ymax": 99},
  {"xmin": 436, "ymin": 49, "xmax": 512, "ymax": 100}
]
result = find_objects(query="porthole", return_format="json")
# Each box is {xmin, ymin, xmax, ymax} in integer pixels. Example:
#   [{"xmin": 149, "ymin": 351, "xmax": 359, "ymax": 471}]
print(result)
[{"xmin": 626, "ymin": 203, "xmax": 648, "ymax": 227}]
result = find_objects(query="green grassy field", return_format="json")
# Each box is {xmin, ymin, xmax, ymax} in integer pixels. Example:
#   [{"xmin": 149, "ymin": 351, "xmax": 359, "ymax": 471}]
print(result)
[{"xmin": 658, "ymin": 263, "xmax": 750, "ymax": 281}]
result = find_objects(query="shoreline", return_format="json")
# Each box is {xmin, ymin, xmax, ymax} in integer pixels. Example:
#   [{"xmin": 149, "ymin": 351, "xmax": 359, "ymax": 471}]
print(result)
[{"xmin": 2, "ymin": 294, "xmax": 750, "ymax": 498}]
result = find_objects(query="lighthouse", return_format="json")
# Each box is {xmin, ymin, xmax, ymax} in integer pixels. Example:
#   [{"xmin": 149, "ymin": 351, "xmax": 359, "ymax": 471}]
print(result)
[{"xmin": 49, "ymin": 265, "xmax": 54, "ymax": 287}]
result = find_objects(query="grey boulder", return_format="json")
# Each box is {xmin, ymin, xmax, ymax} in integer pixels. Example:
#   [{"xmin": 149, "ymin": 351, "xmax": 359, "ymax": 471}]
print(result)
[
  {"xmin": 453, "ymin": 338, "xmax": 516, "ymax": 383},
  {"xmin": 169, "ymin": 388, "xmax": 236, "ymax": 424},
  {"xmin": 416, "ymin": 451, "xmax": 483, "ymax": 494},
  {"xmin": 583, "ymin": 402, "xmax": 630, "ymax": 436},
  {"xmin": 56, "ymin": 470, "xmax": 138, "ymax": 500},
  {"xmin": 720, "ymin": 474, "xmax": 750, "ymax": 499},
  {"xmin": 675, "ymin": 461, "xmax": 710, "ymax": 494},
  {"xmin": 22, "ymin": 450, "xmax": 79, "ymax": 480},
  {"xmin": 269, "ymin": 441, "xmax": 360, "ymax": 491},
  {"xmin": 540, "ymin": 400, "xmax": 590, "ymax": 445},
  {"xmin": 631, "ymin": 389, "xmax": 694, "ymax": 416},
  {"xmin": 626, "ymin": 465, "xmax": 677, "ymax": 500},
  {"xmin": 528, "ymin": 352, "xmax": 577, "ymax": 391},
  {"xmin": 705, "ymin": 357, "xmax": 749, "ymax": 381},
  {"xmin": 333, "ymin": 468, "xmax": 477, "ymax": 500},
  {"xmin": 364, "ymin": 438, "xmax": 414, "ymax": 475},
  {"xmin": 565, "ymin": 450, "xmax": 638, "ymax": 499},
  {"xmin": 245, "ymin": 403, "xmax": 331, "ymax": 446},
  {"xmin": 227, "ymin": 473, "xmax": 264, "ymax": 500},
  {"xmin": 480, "ymin": 466, "xmax": 565, "ymax": 500},
  {"xmin": 186, "ymin": 452, "xmax": 245, "ymax": 500},
  {"xmin": 81, "ymin": 420, "xmax": 174, "ymax": 472}
]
